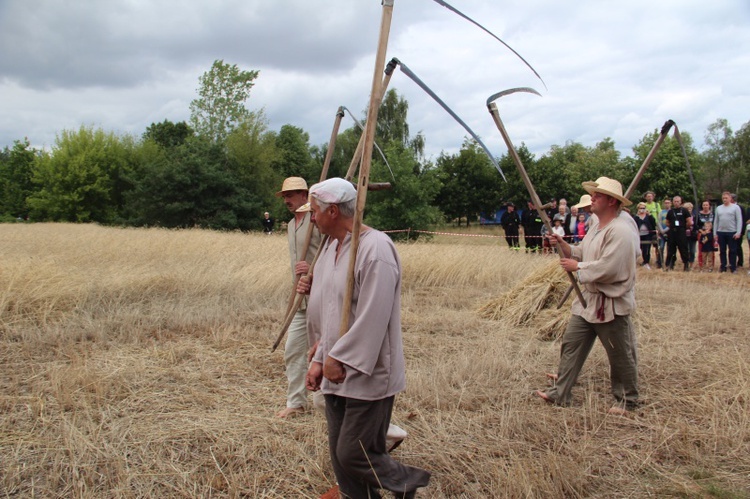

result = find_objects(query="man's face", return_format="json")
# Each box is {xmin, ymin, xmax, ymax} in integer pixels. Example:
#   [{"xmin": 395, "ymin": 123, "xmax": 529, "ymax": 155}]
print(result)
[
  {"xmin": 558, "ymin": 206, "xmax": 566, "ymax": 215},
  {"xmin": 663, "ymin": 200, "xmax": 672, "ymax": 210},
  {"xmin": 309, "ymin": 198, "xmax": 332, "ymax": 235},
  {"xmin": 645, "ymin": 193, "xmax": 654, "ymax": 202},
  {"xmin": 281, "ymin": 190, "xmax": 308, "ymax": 213},
  {"xmin": 507, "ymin": 205, "xmax": 515, "ymax": 212},
  {"xmin": 722, "ymin": 193, "xmax": 731, "ymax": 205},
  {"xmin": 571, "ymin": 207, "xmax": 578, "ymax": 216},
  {"xmin": 672, "ymin": 196, "xmax": 682, "ymax": 208},
  {"xmin": 590, "ymin": 192, "xmax": 614, "ymax": 215}
]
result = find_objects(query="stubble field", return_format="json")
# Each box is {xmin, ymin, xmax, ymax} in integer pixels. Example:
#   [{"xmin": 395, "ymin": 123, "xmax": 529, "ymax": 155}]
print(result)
[{"xmin": 1, "ymin": 223, "xmax": 749, "ymax": 498}]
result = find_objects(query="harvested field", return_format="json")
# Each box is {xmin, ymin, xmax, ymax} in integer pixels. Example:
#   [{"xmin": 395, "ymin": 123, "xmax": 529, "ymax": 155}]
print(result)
[{"xmin": 1, "ymin": 223, "xmax": 749, "ymax": 498}]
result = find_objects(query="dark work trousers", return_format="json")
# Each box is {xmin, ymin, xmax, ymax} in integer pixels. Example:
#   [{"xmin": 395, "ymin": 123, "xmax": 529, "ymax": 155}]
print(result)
[
  {"xmin": 639, "ymin": 241, "xmax": 652, "ymax": 265},
  {"xmin": 324, "ymin": 394, "xmax": 431, "ymax": 498},
  {"xmin": 543, "ymin": 315, "xmax": 638, "ymax": 409},
  {"xmin": 504, "ymin": 228, "xmax": 520, "ymax": 248},
  {"xmin": 666, "ymin": 231, "xmax": 689, "ymax": 269},
  {"xmin": 717, "ymin": 231, "xmax": 738, "ymax": 272}
]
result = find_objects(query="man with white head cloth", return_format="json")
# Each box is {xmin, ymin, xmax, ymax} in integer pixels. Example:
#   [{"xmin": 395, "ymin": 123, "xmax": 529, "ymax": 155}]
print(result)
[{"xmin": 298, "ymin": 178, "xmax": 430, "ymax": 498}]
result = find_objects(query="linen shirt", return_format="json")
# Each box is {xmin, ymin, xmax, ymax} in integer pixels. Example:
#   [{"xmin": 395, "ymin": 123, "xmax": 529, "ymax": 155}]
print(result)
[
  {"xmin": 309, "ymin": 229, "xmax": 406, "ymax": 401},
  {"xmin": 287, "ymin": 212, "xmax": 322, "ymax": 310},
  {"xmin": 570, "ymin": 214, "xmax": 638, "ymax": 323}
]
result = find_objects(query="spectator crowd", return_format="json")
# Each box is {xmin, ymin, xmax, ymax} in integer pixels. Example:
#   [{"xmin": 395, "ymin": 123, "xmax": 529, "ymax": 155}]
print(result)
[{"xmin": 501, "ymin": 191, "xmax": 750, "ymax": 274}]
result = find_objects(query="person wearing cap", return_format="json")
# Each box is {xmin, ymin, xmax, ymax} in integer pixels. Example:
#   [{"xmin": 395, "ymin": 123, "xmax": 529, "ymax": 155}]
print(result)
[
  {"xmin": 298, "ymin": 177, "xmax": 431, "ymax": 498},
  {"xmin": 535, "ymin": 177, "xmax": 640, "ymax": 415},
  {"xmin": 500, "ymin": 202, "xmax": 521, "ymax": 249},
  {"xmin": 275, "ymin": 177, "xmax": 322, "ymax": 418},
  {"xmin": 262, "ymin": 211, "xmax": 274, "ymax": 235}
]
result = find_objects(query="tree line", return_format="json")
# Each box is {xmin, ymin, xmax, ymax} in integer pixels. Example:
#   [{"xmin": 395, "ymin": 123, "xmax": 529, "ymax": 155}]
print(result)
[{"xmin": 1, "ymin": 59, "xmax": 749, "ymax": 237}]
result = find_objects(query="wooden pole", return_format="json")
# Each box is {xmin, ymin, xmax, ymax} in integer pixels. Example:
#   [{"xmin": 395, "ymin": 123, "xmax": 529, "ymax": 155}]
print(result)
[
  {"xmin": 339, "ymin": 0, "xmax": 395, "ymax": 337},
  {"xmin": 281, "ymin": 107, "xmax": 345, "ymax": 318},
  {"xmin": 488, "ymin": 101, "xmax": 587, "ymax": 308},
  {"xmin": 271, "ymin": 62, "xmax": 398, "ymax": 352},
  {"xmin": 556, "ymin": 119, "xmax": 675, "ymax": 309}
]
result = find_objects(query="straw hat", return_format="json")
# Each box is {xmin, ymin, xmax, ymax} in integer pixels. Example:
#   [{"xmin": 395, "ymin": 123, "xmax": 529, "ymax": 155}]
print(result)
[
  {"xmin": 572, "ymin": 194, "xmax": 592, "ymax": 209},
  {"xmin": 582, "ymin": 177, "xmax": 632, "ymax": 206},
  {"xmin": 275, "ymin": 177, "xmax": 309, "ymax": 197},
  {"xmin": 295, "ymin": 202, "xmax": 311, "ymax": 213}
]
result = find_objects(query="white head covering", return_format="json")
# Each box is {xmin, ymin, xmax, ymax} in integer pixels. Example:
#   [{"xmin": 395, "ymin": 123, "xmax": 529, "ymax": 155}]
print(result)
[{"xmin": 309, "ymin": 178, "xmax": 357, "ymax": 204}]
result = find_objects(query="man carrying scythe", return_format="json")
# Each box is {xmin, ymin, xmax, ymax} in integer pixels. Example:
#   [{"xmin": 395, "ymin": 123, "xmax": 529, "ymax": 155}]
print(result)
[
  {"xmin": 297, "ymin": 178, "xmax": 431, "ymax": 499},
  {"xmin": 534, "ymin": 177, "xmax": 640, "ymax": 415}
]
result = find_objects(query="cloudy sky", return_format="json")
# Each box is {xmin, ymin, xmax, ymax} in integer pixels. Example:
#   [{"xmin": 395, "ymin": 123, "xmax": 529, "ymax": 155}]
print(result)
[{"xmin": 2, "ymin": 0, "xmax": 749, "ymax": 166}]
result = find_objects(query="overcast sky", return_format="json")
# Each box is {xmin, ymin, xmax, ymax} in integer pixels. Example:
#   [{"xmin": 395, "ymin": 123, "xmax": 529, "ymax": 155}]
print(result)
[{"xmin": 2, "ymin": 0, "xmax": 749, "ymax": 166}]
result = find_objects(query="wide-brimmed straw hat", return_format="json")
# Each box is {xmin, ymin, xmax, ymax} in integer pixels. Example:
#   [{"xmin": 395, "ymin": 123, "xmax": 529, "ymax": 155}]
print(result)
[
  {"xmin": 275, "ymin": 177, "xmax": 309, "ymax": 197},
  {"xmin": 572, "ymin": 194, "xmax": 592, "ymax": 209},
  {"xmin": 295, "ymin": 202, "xmax": 311, "ymax": 213},
  {"xmin": 582, "ymin": 177, "xmax": 632, "ymax": 206}
]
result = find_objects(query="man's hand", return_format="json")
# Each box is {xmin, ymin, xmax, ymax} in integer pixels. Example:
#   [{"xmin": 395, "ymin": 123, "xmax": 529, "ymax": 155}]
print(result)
[
  {"xmin": 306, "ymin": 362, "xmax": 323, "ymax": 391},
  {"xmin": 323, "ymin": 356, "xmax": 346, "ymax": 384},
  {"xmin": 307, "ymin": 341, "xmax": 319, "ymax": 363},
  {"xmin": 297, "ymin": 275, "xmax": 312, "ymax": 295},
  {"xmin": 559, "ymin": 258, "xmax": 579, "ymax": 273},
  {"xmin": 294, "ymin": 260, "xmax": 310, "ymax": 277}
]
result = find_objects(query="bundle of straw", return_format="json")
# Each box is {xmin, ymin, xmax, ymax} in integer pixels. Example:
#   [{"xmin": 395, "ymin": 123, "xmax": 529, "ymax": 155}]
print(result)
[{"xmin": 477, "ymin": 259, "xmax": 570, "ymax": 340}]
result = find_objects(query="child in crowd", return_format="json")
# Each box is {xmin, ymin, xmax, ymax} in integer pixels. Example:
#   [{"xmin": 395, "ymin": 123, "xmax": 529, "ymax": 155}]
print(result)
[
  {"xmin": 574, "ymin": 213, "xmax": 588, "ymax": 243},
  {"xmin": 551, "ymin": 215, "xmax": 566, "ymax": 253},
  {"xmin": 698, "ymin": 221, "xmax": 716, "ymax": 272}
]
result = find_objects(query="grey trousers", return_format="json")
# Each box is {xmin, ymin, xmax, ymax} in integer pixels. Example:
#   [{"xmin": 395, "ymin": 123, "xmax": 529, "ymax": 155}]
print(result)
[
  {"xmin": 324, "ymin": 394, "xmax": 431, "ymax": 498},
  {"xmin": 283, "ymin": 310, "xmax": 309, "ymax": 409},
  {"xmin": 544, "ymin": 314, "xmax": 639, "ymax": 409}
]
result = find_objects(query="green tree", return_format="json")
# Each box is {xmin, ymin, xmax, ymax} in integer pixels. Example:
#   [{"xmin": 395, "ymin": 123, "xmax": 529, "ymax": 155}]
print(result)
[
  {"xmin": 365, "ymin": 143, "xmax": 441, "ymax": 239},
  {"xmin": 435, "ymin": 139, "xmax": 504, "ymax": 226},
  {"xmin": 0, "ymin": 138, "xmax": 38, "ymax": 219},
  {"xmin": 126, "ymin": 136, "xmax": 259, "ymax": 230},
  {"xmin": 27, "ymin": 126, "xmax": 135, "ymax": 223},
  {"xmin": 189, "ymin": 59, "xmax": 259, "ymax": 144},
  {"xmin": 143, "ymin": 120, "xmax": 193, "ymax": 148},
  {"xmin": 272, "ymin": 124, "xmax": 314, "ymax": 180},
  {"xmin": 702, "ymin": 118, "xmax": 737, "ymax": 198}
]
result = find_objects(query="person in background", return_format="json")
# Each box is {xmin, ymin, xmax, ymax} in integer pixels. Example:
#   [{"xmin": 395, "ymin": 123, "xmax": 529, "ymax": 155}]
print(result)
[
  {"xmin": 632, "ymin": 202, "xmax": 658, "ymax": 270},
  {"xmin": 683, "ymin": 202, "xmax": 698, "ymax": 269},
  {"xmin": 714, "ymin": 191, "xmax": 743, "ymax": 273},
  {"xmin": 665, "ymin": 196, "xmax": 692, "ymax": 271},
  {"xmin": 275, "ymin": 177, "xmax": 322, "ymax": 418},
  {"xmin": 522, "ymin": 201, "xmax": 544, "ymax": 253},
  {"xmin": 695, "ymin": 201, "xmax": 714, "ymax": 270},
  {"xmin": 262, "ymin": 211, "xmax": 274, "ymax": 235},
  {"xmin": 657, "ymin": 198, "xmax": 671, "ymax": 269},
  {"xmin": 643, "ymin": 191, "xmax": 663, "ymax": 269},
  {"xmin": 575, "ymin": 212, "xmax": 588, "ymax": 243},
  {"xmin": 500, "ymin": 202, "xmax": 522, "ymax": 249},
  {"xmin": 698, "ymin": 221, "xmax": 716, "ymax": 272},
  {"xmin": 731, "ymin": 193, "xmax": 747, "ymax": 267}
]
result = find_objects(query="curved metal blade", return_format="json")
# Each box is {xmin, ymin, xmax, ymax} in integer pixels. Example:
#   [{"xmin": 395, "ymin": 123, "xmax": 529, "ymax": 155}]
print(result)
[
  {"xmin": 341, "ymin": 106, "xmax": 395, "ymax": 183},
  {"xmin": 431, "ymin": 0, "xmax": 547, "ymax": 90},
  {"xmin": 395, "ymin": 58, "xmax": 506, "ymax": 181},
  {"xmin": 486, "ymin": 87, "xmax": 542, "ymax": 107}
]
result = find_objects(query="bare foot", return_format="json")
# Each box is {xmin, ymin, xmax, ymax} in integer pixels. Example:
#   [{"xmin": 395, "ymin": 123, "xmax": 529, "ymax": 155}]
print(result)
[
  {"xmin": 276, "ymin": 407, "xmax": 305, "ymax": 418},
  {"xmin": 534, "ymin": 390, "xmax": 554, "ymax": 404},
  {"xmin": 607, "ymin": 406, "xmax": 629, "ymax": 416}
]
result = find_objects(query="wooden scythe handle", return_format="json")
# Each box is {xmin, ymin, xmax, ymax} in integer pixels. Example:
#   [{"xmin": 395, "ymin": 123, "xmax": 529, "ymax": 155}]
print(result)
[
  {"xmin": 488, "ymin": 102, "xmax": 587, "ymax": 308},
  {"xmin": 339, "ymin": 0, "xmax": 395, "ymax": 338}
]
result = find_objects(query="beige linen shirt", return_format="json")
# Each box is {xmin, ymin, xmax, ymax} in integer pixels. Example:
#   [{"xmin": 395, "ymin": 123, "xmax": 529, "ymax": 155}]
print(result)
[
  {"xmin": 309, "ymin": 229, "xmax": 406, "ymax": 401},
  {"xmin": 287, "ymin": 212, "xmax": 322, "ymax": 310},
  {"xmin": 570, "ymin": 214, "xmax": 638, "ymax": 323}
]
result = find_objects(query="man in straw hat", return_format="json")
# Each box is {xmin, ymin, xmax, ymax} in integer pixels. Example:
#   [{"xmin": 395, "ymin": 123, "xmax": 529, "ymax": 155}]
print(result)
[
  {"xmin": 275, "ymin": 177, "xmax": 322, "ymax": 418},
  {"xmin": 298, "ymin": 177, "xmax": 431, "ymax": 498},
  {"xmin": 535, "ymin": 177, "xmax": 639, "ymax": 415}
]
